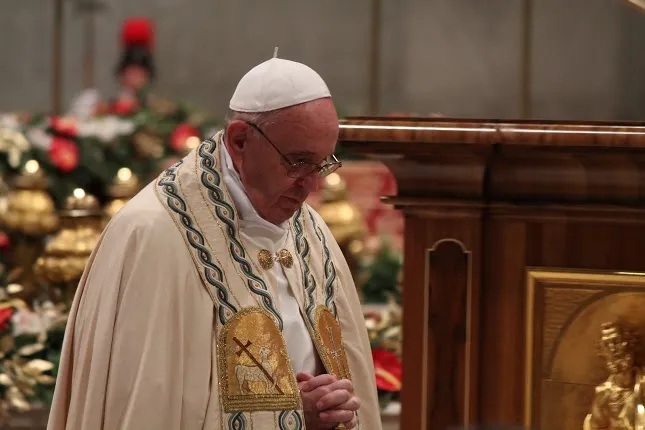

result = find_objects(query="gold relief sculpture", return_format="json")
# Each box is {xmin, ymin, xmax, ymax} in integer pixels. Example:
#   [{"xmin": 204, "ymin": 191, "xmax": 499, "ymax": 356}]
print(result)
[
  {"xmin": 524, "ymin": 269, "xmax": 645, "ymax": 430},
  {"xmin": 584, "ymin": 321, "xmax": 645, "ymax": 430}
]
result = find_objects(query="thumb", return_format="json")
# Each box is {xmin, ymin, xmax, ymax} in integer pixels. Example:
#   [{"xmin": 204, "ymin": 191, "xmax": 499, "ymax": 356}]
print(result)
[{"xmin": 296, "ymin": 372, "xmax": 314, "ymax": 383}]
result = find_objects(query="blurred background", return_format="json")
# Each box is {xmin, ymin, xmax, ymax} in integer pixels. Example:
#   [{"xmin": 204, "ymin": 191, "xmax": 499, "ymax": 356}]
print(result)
[
  {"xmin": 3, "ymin": 0, "xmax": 645, "ymax": 120},
  {"xmin": 1, "ymin": 1, "xmax": 645, "ymax": 429}
]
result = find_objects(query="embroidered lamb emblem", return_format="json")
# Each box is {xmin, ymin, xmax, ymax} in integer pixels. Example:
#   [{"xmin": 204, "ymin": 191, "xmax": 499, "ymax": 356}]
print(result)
[{"xmin": 234, "ymin": 341, "xmax": 281, "ymax": 395}]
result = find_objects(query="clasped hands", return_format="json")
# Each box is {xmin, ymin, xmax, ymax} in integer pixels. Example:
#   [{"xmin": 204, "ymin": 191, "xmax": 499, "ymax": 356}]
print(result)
[{"xmin": 297, "ymin": 372, "xmax": 360, "ymax": 429}]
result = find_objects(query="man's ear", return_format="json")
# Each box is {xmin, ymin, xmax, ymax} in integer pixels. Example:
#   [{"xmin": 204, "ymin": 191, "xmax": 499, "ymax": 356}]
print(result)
[{"xmin": 224, "ymin": 121, "xmax": 248, "ymax": 155}]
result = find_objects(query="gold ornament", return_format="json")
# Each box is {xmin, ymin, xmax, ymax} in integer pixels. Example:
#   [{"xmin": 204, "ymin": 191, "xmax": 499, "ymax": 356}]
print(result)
[
  {"xmin": 0, "ymin": 161, "xmax": 59, "ymax": 302},
  {"xmin": 277, "ymin": 249, "xmax": 293, "ymax": 268},
  {"xmin": 317, "ymin": 172, "xmax": 367, "ymax": 280},
  {"xmin": 257, "ymin": 249, "xmax": 293, "ymax": 270},
  {"xmin": 103, "ymin": 167, "xmax": 140, "ymax": 221},
  {"xmin": 258, "ymin": 249, "xmax": 274, "ymax": 270},
  {"xmin": 132, "ymin": 129, "xmax": 164, "ymax": 159},
  {"xmin": 0, "ymin": 161, "xmax": 58, "ymax": 237},
  {"xmin": 34, "ymin": 188, "xmax": 102, "ymax": 303}
]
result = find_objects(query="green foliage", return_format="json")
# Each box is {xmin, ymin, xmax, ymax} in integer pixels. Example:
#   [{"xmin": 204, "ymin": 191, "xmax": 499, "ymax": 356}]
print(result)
[{"xmin": 360, "ymin": 240, "xmax": 402, "ymax": 304}]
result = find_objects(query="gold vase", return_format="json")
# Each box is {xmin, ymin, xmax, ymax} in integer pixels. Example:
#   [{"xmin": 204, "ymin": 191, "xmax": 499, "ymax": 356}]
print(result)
[
  {"xmin": 34, "ymin": 189, "xmax": 102, "ymax": 305},
  {"xmin": 0, "ymin": 161, "xmax": 59, "ymax": 302},
  {"xmin": 103, "ymin": 167, "xmax": 140, "ymax": 223},
  {"xmin": 317, "ymin": 172, "xmax": 367, "ymax": 284},
  {"xmin": 0, "ymin": 161, "xmax": 58, "ymax": 237}
]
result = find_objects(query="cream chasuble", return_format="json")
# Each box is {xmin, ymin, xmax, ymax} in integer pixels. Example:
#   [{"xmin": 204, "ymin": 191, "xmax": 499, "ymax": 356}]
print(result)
[
  {"xmin": 47, "ymin": 132, "xmax": 381, "ymax": 430},
  {"xmin": 219, "ymin": 141, "xmax": 321, "ymax": 376}
]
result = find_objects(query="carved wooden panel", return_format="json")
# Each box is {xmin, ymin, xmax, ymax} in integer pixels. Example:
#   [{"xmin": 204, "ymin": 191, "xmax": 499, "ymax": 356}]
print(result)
[
  {"xmin": 426, "ymin": 239, "xmax": 472, "ymax": 429},
  {"xmin": 525, "ymin": 269, "xmax": 645, "ymax": 430}
]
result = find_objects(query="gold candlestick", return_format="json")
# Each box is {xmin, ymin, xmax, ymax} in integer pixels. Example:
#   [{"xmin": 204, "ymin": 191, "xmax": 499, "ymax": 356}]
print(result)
[
  {"xmin": 317, "ymin": 173, "xmax": 367, "ymax": 284},
  {"xmin": 34, "ymin": 188, "xmax": 102, "ymax": 304},
  {"xmin": 103, "ymin": 167, "xmax": 140, "ymax": 222},
  {"xmin": 0, "ymin": 161, "xmax": 59, "ymax": 302}
]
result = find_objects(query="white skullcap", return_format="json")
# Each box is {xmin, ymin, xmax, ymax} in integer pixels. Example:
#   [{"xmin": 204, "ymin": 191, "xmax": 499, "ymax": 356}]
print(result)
[{"xmin": 229, "ymin": 48, "xmax": 331, "ymax": 113}]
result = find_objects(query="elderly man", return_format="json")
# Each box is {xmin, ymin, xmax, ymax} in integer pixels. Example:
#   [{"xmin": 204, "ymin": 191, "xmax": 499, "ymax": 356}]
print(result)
[{"xmin": 47, "ymin": 52, "xmax": 381, "ymax": 430}]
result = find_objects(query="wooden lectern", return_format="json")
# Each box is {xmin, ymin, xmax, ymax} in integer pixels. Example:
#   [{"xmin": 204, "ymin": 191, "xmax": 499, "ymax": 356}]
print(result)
[{"xmin": 338, "ymin": 117, "xmax": 645, "ymax": 430}]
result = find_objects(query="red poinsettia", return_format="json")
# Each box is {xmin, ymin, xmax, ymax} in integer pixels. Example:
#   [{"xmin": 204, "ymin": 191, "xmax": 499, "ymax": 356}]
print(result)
[
  {"xmin": 112, "ymin": 97, "xmax": 138, "ymax": 116},
  {"xmin": 0, "ymin": 307, "xmax": 14, "ymax": 332},
  {"xmin": 0, "ymin": 232, "xmax": 11, "ymax": 252},
  {"xmin": 372, "ymin": 347, "xmax": 402, "ymax": 392},
  {"xmin": 50, "ymin": 116, "xmax": 78, "ymax": 137},
  {"xmin": 170, "ymin": 123, "xmax": 200, "ymax": 153},
  {"xmin": 49, "ymin": 137, "xmax": 80, "ymax": 172}
]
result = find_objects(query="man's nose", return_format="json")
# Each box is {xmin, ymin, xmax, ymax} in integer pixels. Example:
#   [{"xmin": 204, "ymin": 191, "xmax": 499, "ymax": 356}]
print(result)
[{"xmin": 295, "ymin": 172, "xmax": 320, "ymax": 193}]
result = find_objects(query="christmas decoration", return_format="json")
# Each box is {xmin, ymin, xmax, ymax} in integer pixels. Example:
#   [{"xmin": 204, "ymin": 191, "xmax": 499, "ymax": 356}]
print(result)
[
  {"xmin": 103, "ymin": 167, "xmax": 139, "ymax": 221},
  {"xmin": 317, "ymin": 172, "xmax": 367, "ymax": 282},
  {"xmin": 0, "ymin": 161, "xmax": 60, "ymax": 303},
  {"xmin": 0, "ymin": 91, "xmax": 219, "ymax": 210},
  {"xmin": 34, "ymin": 189, "xmax": 103, "ymax": 305},
  {"xmin": 364, "ymin": 301, "xmax": 402, "ymax": 409},
  {"xmin": 0, "ymin": 289, "xmax": 66, "ymax": 424}
]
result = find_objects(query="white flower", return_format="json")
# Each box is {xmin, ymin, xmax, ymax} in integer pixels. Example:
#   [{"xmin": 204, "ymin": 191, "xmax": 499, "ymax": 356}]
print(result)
[
  {"xmin": 0, "ymin": 114, "xmax": 20, "ymax": 131},
  {"xmin": 77, "ymin": 115, "xmax": 135, "ymax": 143},
  {"xmin": 26, "ymin": 127, "xmax": 52, "ymax": 151},
  {"xmin": 11, "ymin": 309, "xmax": 44, "ymax": 337}
]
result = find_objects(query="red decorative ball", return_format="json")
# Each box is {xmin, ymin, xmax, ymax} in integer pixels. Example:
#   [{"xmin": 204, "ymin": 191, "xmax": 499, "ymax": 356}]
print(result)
[
  {"xmin": 121, "ymin": 18, "xmax": 154, "ymax": 48},
  {"xmin": 170, "ymin": 123, "xmax": 200, "ymax": 153},
  {"xmin": 49, "ymin": 137, "xmax": 80, "ymax": 172}
]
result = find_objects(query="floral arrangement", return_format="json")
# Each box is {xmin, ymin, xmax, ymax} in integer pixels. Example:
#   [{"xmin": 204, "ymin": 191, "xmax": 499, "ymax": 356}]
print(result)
[
  {"xmin": 0, "ymin": 90, "xmax": 220, "ymax": 208},
  {"xmin": 365, "ymin": 301, "xmax": 402, "ymax": 409},
  {"xmin": 0, "ymin": 285, "xmax": 67, "ymax": 421}
]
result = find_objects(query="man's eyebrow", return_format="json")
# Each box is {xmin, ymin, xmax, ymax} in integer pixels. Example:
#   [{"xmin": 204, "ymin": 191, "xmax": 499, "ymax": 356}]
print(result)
[{"xmin": 287, "ymin": 151, "xmax": 317, "ymax": 158}]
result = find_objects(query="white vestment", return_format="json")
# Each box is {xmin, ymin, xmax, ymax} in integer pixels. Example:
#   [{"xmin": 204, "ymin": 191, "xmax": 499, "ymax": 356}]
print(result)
[{"xmin": 47, "ymin": 132, "xmax": 381, "ymax": 430}]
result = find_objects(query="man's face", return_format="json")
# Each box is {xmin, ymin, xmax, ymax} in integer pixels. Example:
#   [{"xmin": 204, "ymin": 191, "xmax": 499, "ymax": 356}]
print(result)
[
  {"xmin": 225, "ymin": 98, "xmax": 339, "ymax": 225},
  {"xmin": 120, "ymin": 66, "xmax": 149, "ymax": 92}
]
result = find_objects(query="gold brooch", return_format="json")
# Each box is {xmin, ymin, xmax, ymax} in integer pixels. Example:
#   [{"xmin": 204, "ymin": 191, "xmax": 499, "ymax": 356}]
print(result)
[{"xmin": 257, "ymin": 249, "xmax": 293, "ymax": 270}]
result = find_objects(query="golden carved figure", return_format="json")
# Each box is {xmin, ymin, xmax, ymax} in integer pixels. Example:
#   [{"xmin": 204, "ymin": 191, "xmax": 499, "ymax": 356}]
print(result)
[{"xmin": 584, "ymin": 321, "xmax": 645, "ymax": 430}]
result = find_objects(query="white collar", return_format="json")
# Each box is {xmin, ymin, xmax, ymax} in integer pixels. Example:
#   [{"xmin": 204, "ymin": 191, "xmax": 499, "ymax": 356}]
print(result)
[{"xmin": 219, "ymin": 134, "xmax": 288, "ymax": 240}]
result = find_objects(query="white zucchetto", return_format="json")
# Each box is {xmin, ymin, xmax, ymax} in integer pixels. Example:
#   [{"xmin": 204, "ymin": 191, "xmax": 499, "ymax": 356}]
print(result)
[{"xmin": 229, "ymin": 48, "xmax": 331, "ymax": 113}]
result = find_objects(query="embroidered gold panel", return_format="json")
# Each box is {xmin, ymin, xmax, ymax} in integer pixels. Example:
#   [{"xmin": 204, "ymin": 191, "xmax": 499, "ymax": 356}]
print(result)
[
  {"xmin": 218, "ymin": 307, "xmax": 300, "ymax": 413},
  {"xmin": 524, "ymin": 269, "xmax": 645, "ymax": 430},
  {"xmin": 312, "ymin": 305, "xmax": 351, "ymax": 381}
]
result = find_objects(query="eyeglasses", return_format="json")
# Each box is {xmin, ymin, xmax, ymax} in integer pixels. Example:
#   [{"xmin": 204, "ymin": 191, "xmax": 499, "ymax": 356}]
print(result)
[{"xmin": 245, "ymin": 121, "xmax": 342, "ymax": 179}]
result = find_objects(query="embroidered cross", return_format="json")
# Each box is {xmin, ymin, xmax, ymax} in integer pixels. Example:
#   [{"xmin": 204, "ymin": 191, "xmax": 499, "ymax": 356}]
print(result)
[
  {"xmin": 327, "ymin": 326, "xmax": 343, "ymax": 369},
  {"xmin": 233, "ymin": 337, "xmax": 284, "ymax": 395}
]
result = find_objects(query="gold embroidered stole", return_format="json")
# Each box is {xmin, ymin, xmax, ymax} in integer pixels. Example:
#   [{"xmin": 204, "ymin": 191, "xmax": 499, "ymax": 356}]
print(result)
[{"xmin": 155, "ymin": 134, "xmax": 352, "ymax": 430}]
